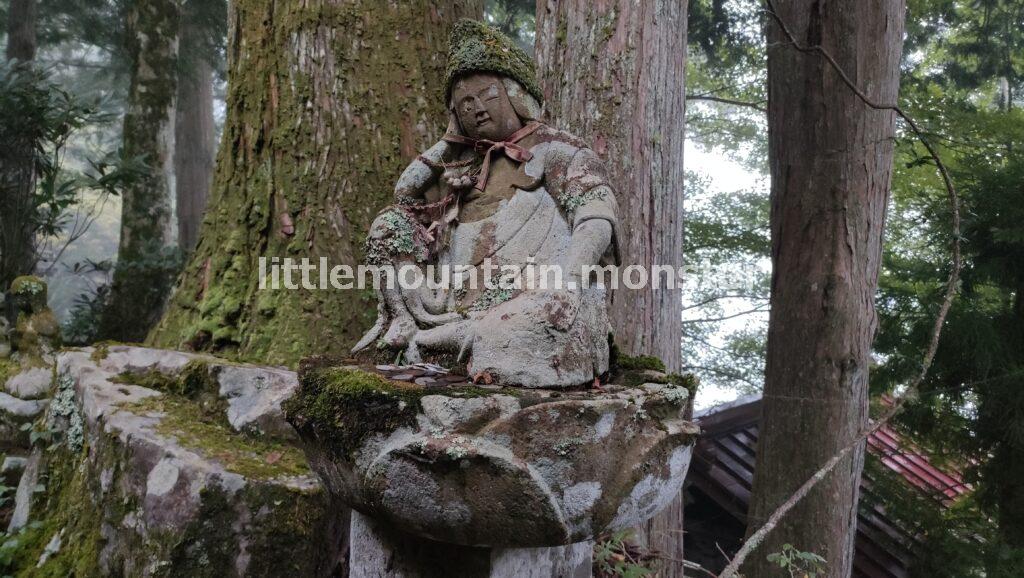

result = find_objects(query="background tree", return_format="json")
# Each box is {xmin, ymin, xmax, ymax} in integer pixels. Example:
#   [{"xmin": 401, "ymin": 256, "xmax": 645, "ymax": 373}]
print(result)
[
  {"xmin": 869, "ymin": 0, "xmax": 1024, "ymax": 572},
  {"xmin": 535, "ymin": 0, "xmax": 689, "ymax": 573},
  {"xmin": 6, "ymin": 0, "xmax": 36, "ymax": 62},
  {"xmin": 174, "ymin": 0, "xmax": 225, "ymax": 254},
  {"xmin": 744, "ymin": 2, "xmax": 906, "ymax": 577},
  {"xmin": 149, "ymin": 0, "xmax": 484, "ymax": 365},
  {"xmin": 0, "ymin": 0, "xmax": 39, "ymax": 289},
  {"xmin": 99, "ymin": 0, "xmax": 181, "ymax": 341}
]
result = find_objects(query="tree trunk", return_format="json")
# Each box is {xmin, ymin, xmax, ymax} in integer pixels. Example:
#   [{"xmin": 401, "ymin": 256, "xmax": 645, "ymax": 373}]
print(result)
[
  {"xmin": 0, "ymin": 0, "xmax": 38, "ymax": 290},
  {"xmin": 535, "ymin": 1, "xmax": 688, "ymax": 574},
  {"xmin": 5, "ymin": 0, "xmax": 37, "ymax": 62},
  {"xmin": 101, "ymin": 0, "xmax": 180, "ymax": 341},
  {"xmin": 744, "ymin": 1, "xmax": 905, "ymax": 576},
  {"xmin": 149, "ymin": 0, "xmax": 483, "ymax": 365},
  {"xmin": 174, "ymin": 28, "xmax": 215, "ymax": 254}
]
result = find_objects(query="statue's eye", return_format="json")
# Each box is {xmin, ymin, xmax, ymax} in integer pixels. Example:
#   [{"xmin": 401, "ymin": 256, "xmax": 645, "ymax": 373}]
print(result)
[{"xmin": 483, "ymin": 85, "xmax": 500, "ymax": 101}]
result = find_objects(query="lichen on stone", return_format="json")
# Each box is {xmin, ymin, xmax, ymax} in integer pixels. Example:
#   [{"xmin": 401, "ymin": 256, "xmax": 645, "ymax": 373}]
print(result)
[
  {"xmin": 552, "ymin": 436, "xmax": 585, "ymax": 456},
  {"xmin": 365, "ymin": 208, "xmax": 430, "ymax": 266},
  {"xmin": 469, "ymin": 285, "xmax": 515, "ymax": 312},
  {"xmin": 10, "ymin": 275, "xmax": 46, "ymax": 301},
  {"xmin": 48, "ymin": 371, "xmax": 84, "ymax": 453},
  {"xmin": 559, "ymin": 185, "xmax": 609, "ymax": 217}
]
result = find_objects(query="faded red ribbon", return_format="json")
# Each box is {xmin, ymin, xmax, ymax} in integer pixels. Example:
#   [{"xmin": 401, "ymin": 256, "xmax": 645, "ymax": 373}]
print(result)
[{"xmin": 442, "ymin": 121, "xmax": 541, "ymax": 192}]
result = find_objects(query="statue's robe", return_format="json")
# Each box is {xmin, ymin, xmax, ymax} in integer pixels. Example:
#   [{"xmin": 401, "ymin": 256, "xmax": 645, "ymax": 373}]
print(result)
[{"xmin": 380, "ymin": 125, "xmax": 621, "ymax": 387}]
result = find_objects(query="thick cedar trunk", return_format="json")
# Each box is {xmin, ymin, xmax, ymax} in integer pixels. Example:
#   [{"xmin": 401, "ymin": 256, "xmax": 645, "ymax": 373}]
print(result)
[
  {"xmin": 101, "ymin": 0, "xmax": 180, "ymax": 341},
  {"xmin": 535, "ymin": 1, "xmax": 687, "ymax": 574},
  {"xmin": 5, "ymin": 0, "xmax": 37, "ymax": 61},
  {"xmin": 174, "ymin": 36, "xmax": 215, "ymax": 254},
  {"xmin": 744, "ymin": 1, "xmax": 905, "ymax": 576},
  {"xmin": 149, "ymin": 0, "xmax": 483, "ymax": 365},
  {"xmin": 0, "ymin": 0, "xmax": 38, "ymax": 289}
]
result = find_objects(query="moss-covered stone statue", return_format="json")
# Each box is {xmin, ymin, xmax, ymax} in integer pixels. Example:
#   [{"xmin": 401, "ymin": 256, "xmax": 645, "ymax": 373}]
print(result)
[
  {"xmin": 7, "ymin": 276, "xmax": 60, "ymax": 360},
  {"xmin": 354, "ymin": 20, "xmax": 620, "ymax": 388}
]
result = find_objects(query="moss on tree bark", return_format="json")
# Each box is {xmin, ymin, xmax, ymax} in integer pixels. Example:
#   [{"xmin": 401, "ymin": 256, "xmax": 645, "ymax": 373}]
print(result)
[{"xmin": 149, "ymin": 0, "xmax": 483, "ymax": 366}]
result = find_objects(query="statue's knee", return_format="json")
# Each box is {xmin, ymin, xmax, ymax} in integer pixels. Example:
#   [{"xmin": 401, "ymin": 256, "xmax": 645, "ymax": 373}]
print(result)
[{"xmin": 365, "ymin": 207, "xmax": 430, "ymax": 265}]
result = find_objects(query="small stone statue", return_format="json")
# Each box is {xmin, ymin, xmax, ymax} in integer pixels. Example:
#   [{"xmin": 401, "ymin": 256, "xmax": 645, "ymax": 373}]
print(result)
[
  {"xmin": 7, "ymin": 276, "xmax": 60, "ymax": 360},
  {"xmin": 354, "ymin": 20, "xmax": 620, "ymax": 388}
]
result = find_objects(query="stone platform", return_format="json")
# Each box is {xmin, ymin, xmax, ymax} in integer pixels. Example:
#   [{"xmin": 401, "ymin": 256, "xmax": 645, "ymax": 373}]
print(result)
[
  {"xmin": 286, "ymin": 361, "xmax": 698, "ymax": 577},
  {"xmin": 1, "ymin": 345, "xmax": 345, "ymax": 576}
]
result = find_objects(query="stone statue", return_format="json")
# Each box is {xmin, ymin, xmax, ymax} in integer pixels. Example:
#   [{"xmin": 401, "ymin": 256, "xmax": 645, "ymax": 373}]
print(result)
[
  {"xmin": 354, "ymin": 20, "xmax": 620, "ymax": 388},
  {"xmin": 288, "ymin": 21, "xmax": 698, "ymax": 578},
  {"xmin": 7, "ymin": 276, "xmax": 60, "ymax": 360}
]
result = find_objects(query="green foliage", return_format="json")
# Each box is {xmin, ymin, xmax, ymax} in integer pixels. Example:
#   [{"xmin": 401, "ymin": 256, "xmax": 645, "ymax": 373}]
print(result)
[
  {"xmin": 0, "ymin": 62, "xmax": 142, "ymax": 287},
  {"xmin": 765, "ymin": 544, "xmax": 827, "ymax": 578},
  {"xmin": 593, "ymin": 530, "xmax": 657, "ymax": 578},
  {"xmin": 869, "ymin": 0, "xmax": 1024, "ymax": 560},
  {"xmin": 484, "ymin": 0, "xmax": 535, "ymax": 54}
]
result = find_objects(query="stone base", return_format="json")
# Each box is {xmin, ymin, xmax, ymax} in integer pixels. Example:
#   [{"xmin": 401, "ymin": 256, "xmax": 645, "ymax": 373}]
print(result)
[
  {"xmin": 350, "ymin": 511, "xmax": 592, "ymax": 578},
  {"xmin": 289, "ymin": 365, "xmax": 698, "ymax": 548}
]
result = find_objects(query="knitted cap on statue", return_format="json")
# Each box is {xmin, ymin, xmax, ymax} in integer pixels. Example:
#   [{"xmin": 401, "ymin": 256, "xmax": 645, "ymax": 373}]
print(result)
[{"xmin": 444, "ymin": 19, "xmax": 544, "ymax": 104}]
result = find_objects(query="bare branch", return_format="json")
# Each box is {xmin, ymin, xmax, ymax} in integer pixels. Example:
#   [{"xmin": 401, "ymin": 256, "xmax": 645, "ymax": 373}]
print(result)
[
  {"xmin": 682, "ymin": 293, "xmax": 769, "ymax": 311},
  {"xmin": 687, "ymin": 94, "xmax": 768, "ymax": 113},
  {"xmin": 682, "ymin": 305, "xmax": 770, "ymax": 324},
  {"xmin": 717, "ymin": 1, "xmax": 963, "ymax": 576}
]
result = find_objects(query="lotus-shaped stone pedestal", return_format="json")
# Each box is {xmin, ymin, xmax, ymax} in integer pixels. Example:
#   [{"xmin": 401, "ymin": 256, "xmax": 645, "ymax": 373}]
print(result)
[{"xmin": 286, "ymin": 364, "xmax": 698, "ymax": 577}]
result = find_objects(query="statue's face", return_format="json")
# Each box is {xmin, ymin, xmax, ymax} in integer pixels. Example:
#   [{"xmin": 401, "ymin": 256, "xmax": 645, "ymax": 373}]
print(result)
[{"xmin": 451, "ymin": 73, "xmax": 523, "ymax": 141}]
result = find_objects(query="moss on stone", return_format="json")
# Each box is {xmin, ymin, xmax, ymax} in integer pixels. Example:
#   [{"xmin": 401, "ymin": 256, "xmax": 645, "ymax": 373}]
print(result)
[
  {"xmin": 9, "ymin": 275, "xmax": 47, "ymax": 308},
  {"xmin": 445, "ymin": 19, "xmax": 543, "ymax": 103},
  {"xmin": 0, "ymin": 357, "xmax": 17, "ymax": 386},
  {"xmin": 616, "ymin": 353, "xmax": 667, "ymax": 373},
  {"xmin": 240, "ymin": 484, "xmax": 338, "ymax": 576},
  {"xmin": 111, "ymin": 360, "xmax": 219, "ymax": 400},
  {"xmin": 4, "ymin": 446, "xmax": 104, "ymax": 577},
  {"xmin": 89, "ymin": 341, "xmax": 117, "ymax": 362},
  {"xmin": 165, "ymin": 486, "xmax": 239, "ymax": 578},
  {"xmin": 285, "ymin": 367, "xmax": 424, "ymax": 458},
  {"xmin": 286, "ymin": 365, "xmax": 511, "ymax": 458},
  {"xmin": 124, "ymin": 394, "xmax": 310, "ymax": 480}
]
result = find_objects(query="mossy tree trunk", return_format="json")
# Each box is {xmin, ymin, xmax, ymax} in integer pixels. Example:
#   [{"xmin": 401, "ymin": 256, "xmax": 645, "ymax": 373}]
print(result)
[
  {"xmin": 101, "ymin": 0, "xmax": 181, "ymax": 341},
  {"xmin": 535, "ymin": 1, "xmax": 688, "ymax": 574},
  {"xmin": 744, "ymin": 1, "xmax": 904, "ymax": 576},
  {"xmin": 149, "ymin": 0, "xmax": 483, "ymax": 365},
  {"xmin": 0, "ymin": 0, "xmax": 38, "ymax": 290}
]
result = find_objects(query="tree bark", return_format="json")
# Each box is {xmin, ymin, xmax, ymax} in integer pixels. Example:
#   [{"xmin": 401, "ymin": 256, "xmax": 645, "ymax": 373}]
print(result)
[
  {"xmin": 174, "ymin": 27, "xmax": 215, "ymax": 254},
  {"xmin": 535, "ymin": 1, "xmax": 688, "ymax": 575},
  {"xmin": 0, "ymin": 0, "xmax": 38, "ymax": 290},
  {"xmin": 101, "ymin": 0, "xmax": 180, "ymax": 341},
  {"xmin": 149, "ymin": 0, "xmax": 483, "ymax": 365},
  {"xmin": 5, "ymin": 0, "xmax": 37, "ymax": 62},
  {"xmin": 744, "ymin": 1, "xmax": 905, "ymax": 576}
]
